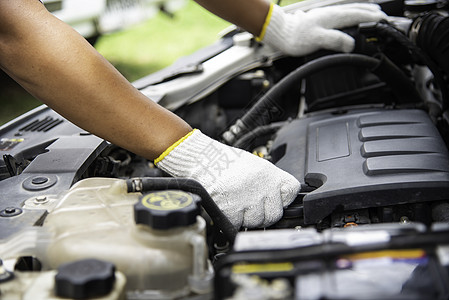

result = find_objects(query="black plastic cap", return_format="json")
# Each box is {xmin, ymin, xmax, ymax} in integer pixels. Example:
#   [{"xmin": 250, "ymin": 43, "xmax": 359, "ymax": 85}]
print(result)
[
  {"xmin": 54, "ymin": 259, "xmax": 115, "ymax": 299},
  {"xmin": 134, "ymin": 190, "xmax": 201, "ymax": 230}
]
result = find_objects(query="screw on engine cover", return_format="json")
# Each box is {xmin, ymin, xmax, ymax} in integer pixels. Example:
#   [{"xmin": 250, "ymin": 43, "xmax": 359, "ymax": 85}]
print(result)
[
  {"xmin": 31, "ymin": 176, "xmax": 49, "ymax": 185},
  {"xmin": 0, "ymin": 207, "xmax": 22, "ymax": 217},
  {"xmin": 34, "ymin": 196, "xmax": 49, "ymax": 205},
  {"xmin": 400, "ymin": 216, "xmax": 410, "ymax": 224}
]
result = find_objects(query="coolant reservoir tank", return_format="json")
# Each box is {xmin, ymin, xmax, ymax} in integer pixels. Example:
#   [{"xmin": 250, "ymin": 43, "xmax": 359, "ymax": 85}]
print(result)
[{"xmin": 41, "ymin": 178, "xmax": 210, "ymax": 297}]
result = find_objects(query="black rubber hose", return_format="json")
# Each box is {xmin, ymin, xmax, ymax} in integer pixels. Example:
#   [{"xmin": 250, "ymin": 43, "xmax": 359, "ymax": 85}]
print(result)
[
  {"xmin": 226, "ymin": 53, "xmax": 421, "ymax": 142},
  {"xmin": 233, "ymin": 122, "xmax": 285, "ymax": 149},
  {"xmin": 126, "ymin": 177, "xmax": 238, "ymax": 243}
]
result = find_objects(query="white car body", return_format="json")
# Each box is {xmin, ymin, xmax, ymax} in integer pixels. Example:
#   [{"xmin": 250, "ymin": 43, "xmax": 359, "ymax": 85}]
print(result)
[{"xmin": 42, "ymin": 0, "xmax": 186, "ymax": 40}]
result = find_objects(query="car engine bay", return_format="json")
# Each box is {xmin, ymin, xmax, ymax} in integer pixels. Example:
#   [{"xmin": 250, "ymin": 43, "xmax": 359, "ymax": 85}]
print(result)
[{"xmin": 1, "ymin": 0, "xmax": 449, "ymax": 299}]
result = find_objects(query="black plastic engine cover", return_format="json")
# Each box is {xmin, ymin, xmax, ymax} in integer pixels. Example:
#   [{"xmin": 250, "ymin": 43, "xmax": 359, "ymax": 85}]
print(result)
[{"xmin": 271, "ymin": 109, "xmax": 449, "ymax": 224}]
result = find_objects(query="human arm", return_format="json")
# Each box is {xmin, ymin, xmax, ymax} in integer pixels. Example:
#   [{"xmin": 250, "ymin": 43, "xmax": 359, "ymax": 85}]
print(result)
[
  {"xmin": 0, "ymin": 0, "xmax": 192, "ymax": 160},
  {"xmin": 194, "ymin": 0, "xmax": 270, "ymax": 37},
  {"xmin": 0, "ymin": 0, "xmax": 300, "ymax": 229},
  {"xmin": 194, "ymin": 0, "xmax": 387, "ymax": 56}
]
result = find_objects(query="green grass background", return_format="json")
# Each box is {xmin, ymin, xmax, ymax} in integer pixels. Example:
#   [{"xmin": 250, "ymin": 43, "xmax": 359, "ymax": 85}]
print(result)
[
  {"xmin": 0, "ymin": 0, "xmax": 300, "ymax": 125},
  {"xmin": 95, "ymin": 1, "xmax": 230, "ymax": 82}
]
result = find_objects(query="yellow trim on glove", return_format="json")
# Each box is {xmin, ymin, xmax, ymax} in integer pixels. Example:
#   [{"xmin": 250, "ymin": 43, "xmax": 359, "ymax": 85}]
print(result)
[
  {"xmin": 255, "ymin": 2, "xmax": 274, "ymax": 42},
  {"xmin": 154, "ymin": 129, "xmax": 197, "ymax": 165}
]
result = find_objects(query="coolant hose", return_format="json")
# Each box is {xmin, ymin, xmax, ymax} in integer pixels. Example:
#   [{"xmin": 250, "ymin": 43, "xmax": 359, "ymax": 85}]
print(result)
[
  {"xmin": 223, "ymin": 54, "xmax": 421, "ymax": 144},
  {"xmin": 126, "ymin": 177, "xmax": 238, "ymax": 243}
]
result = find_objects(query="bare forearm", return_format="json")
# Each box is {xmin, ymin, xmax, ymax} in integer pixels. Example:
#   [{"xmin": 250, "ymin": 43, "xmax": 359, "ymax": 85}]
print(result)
[
  {"xmin": 194, "ymin": 0, "xmax": 270, "ymax": 36},
  {"xmin": 0, "ymin": 0, "xmax": 191, "ymax": 160}
]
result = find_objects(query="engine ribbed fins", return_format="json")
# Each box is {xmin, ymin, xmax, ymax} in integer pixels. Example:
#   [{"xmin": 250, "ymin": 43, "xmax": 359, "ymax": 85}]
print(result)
[
  {"xmin": 361, "ymin": 137, "xmax": 444, "ymax": 157},
  {"xmin": 357, "ymin": 112, "xmax": 422, "ymax": 128},
  {"xmin": 363, "ymin": 154, "xmax": 449, "ymax": 175},
  {"xmin": 358, "ymin": 114, "xmax": 449, "ymax": 176},
  {"xmin": 19, "ymin": 116, "xmax": 64, "ymax": 132}
]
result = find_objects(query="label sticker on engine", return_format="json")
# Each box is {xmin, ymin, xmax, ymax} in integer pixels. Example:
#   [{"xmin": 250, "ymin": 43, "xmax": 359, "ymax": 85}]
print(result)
[
  {"xmin": 141, "ymin": 191, "xmax": 193, "ymax": 211},
  {"xmin": 0, "ymin": 138, "xmax": 24, "ymax": 151}
]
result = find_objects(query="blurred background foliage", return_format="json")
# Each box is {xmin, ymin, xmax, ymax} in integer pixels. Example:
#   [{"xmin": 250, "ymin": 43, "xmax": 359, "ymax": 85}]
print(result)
[
  {"xmin": 0, "ymin": 0, "xmax": 299, "ymax": 125},
  {"xmin": 95, "ymin": 1, "xmax": 230, "ymax": 82}
]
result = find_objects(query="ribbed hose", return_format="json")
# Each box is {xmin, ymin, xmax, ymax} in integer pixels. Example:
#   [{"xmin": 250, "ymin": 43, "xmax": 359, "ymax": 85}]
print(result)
[
  {"xmin": 126, "ymin": 177, "xmax": 238, "ymax": 243},
  {"xmin": 223, "ymin": 53, "xmax": 421, "ymax": 144},
  {"xmin": 415, "ymin": 13, "xmax": 449, "ymax": 77},
  {"xmin": 363, "ymin": 20, "xmax": 449, "ymax": 111}
]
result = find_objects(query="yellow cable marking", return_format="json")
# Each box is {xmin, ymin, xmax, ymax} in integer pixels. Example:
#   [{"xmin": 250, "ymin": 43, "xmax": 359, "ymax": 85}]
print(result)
[
  {"xmin": 343, "ymin": 249, "xmax": 426, "ymax": 261},
  {"xmin": 366, "ymin": 37, "xmax": 379, "ymax": 43},
  {"xmin": 255, "ymin": 2, "xmax": 274, "ymax": 42},
  {"xmin": 232, "ymin": 262, "xmax": 293, "ymax": 274},
  {"xmin": 154, "ymin": 129, "xmax": 197, "ymax": 165}
]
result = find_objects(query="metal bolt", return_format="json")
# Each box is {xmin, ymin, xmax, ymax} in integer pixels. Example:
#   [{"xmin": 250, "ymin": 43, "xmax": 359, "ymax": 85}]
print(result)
[
  {"xmin": 0, "ymin": 207, "xmax": 22, "ymax": 217},
  {"xmin": 4, "ymin": 208, "xmax": 16, "ymax": 214},
  {"xmin": 34, "ymin": 196, "xmax": 49, "ymax": 205}
]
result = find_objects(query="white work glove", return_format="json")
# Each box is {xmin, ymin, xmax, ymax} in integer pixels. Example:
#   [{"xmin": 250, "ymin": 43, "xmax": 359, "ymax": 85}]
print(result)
[
  {"xmin": 259, "ymin": 3, "xmax": 387, "ymax": 56},
  {"xmin": 155, "ymin": 129, "xmax": 300, "ymax": 229}
]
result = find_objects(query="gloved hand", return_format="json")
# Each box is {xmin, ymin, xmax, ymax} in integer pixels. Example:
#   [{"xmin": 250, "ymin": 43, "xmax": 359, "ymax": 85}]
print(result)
[
  {"xmin": 155, "ymin": 129, "xmax": 300, "ymax": 229},
  {"xmin": 258, "ymin": 3, "xmax": 387, "ymax": 56}
]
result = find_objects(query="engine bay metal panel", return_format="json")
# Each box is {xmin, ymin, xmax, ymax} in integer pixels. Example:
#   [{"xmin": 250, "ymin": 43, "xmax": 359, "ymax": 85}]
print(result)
[{"xmin": 0, "ymin": 106, "xmax": 109, "ymax": 240}]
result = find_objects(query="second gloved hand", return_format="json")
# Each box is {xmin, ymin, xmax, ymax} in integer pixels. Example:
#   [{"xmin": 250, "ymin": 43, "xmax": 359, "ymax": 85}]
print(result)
[
  {"xmin": 155, "ymin": 129, "xmax": 300, "ymax": 229},
  {"xmin": 259, "ymin": 3, "xmax": 387, "ymax": 56}
]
